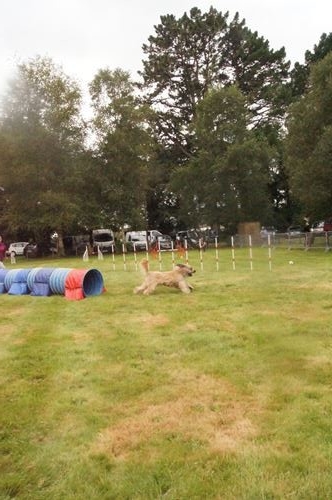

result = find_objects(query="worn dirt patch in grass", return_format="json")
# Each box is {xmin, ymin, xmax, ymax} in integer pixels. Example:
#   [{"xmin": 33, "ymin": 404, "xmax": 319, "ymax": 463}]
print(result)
[
  {"xmin": 0, "ymin": 323, "xmax": 15, "ymax": 338},
  {"xmin": 133, "ymin": 312, "xmax": 170, "ymax": 328},
  {"xmin": 305, "ymin": 355, "xmax": 332, "ymax": 367},
  {"xmin": 93, "ymin": 369, "xmax": 259, "ymax": 459}
]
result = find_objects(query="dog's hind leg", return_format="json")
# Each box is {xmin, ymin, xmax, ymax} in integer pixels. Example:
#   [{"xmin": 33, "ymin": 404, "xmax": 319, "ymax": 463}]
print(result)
[{"xmin": 142, "ymin": 283, "xmax": 158, "ymax": 295}]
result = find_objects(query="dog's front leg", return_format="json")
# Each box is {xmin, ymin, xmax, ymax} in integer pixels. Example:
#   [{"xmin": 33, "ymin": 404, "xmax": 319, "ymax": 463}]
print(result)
[
  {"xmin": 178, "ymin": 280, "xmax": 192, "ymax": 294},
  {"xmin": 134, "ymin": 283, "xmax": 147, "ymax": 294}
]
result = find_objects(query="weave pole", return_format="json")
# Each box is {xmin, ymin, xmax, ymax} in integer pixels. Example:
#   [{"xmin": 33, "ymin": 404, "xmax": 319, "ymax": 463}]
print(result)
[
  {"xmin": 231, "ymin": 236, "xmax": 236, "ymax": 270},
  {"xmin": 122, "ymin": 243, "xmax": 127, "ymax": 271},
  {"xmin": 199, "ymin": 247, "xmax": 204, "ymax": 271},
  {"xmin": 97, "ymin": 246, "xmax": 104, "ymax": 260},
  {"xmin": 158, "ymin": 240, "xmax": 162, "ymax": 270},
  {"xmin": 215, "ymin": 237, "xmax": 219, "ymax": 271},
  {"xmin": 83, "ymin": 246, "xmax": 89, "ymax": 262},
  {"xmin": 133, "ymin": 243, "xmax": 138, "ymax": 271},
  {"xmin": 248, "ymin": 235, "xmax": 253, "ymax": 271},
  {"xmin": 111, "ymin": 244, "xmax": 116, "ymax": 270},
  {"xmin": 171, "ymin": 241, "xmax": 175, "ymax": 268},
  {"xmin": 184, "ymin": 239, "xmax": 189, "ymax": 264},
  {"xmin": 267, "ymin": 234, "xmax": 272, "ymax": 271}
]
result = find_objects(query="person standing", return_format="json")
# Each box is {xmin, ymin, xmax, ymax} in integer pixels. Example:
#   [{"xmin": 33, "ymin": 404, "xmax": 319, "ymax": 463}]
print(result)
[
  {"xmin": 303, "ymin": 216, "xmax": 313, "ymax": 248},
  {"xmin": 0, "ymin": 235, "xmax": 7, "ymax": 267}
]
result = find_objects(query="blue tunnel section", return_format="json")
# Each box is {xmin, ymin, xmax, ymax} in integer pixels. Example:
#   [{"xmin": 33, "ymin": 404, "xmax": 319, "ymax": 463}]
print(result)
[{"xmin": 0, "ymin": 267, "xmax": 105, "ymax": 300}]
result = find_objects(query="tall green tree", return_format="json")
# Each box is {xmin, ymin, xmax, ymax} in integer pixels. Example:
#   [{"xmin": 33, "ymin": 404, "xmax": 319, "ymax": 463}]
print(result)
[
  {"xmin": 285, "ymin": 52, "xmax": 332, "ymax": 218},
  {"xmin": 170, "ymin": 86, "xmax": 273, "ymax": 230},
  {"xmin": 89, "ymin": 68, "xmax": 155, "ymax": 230},
  {"xmin": 139, "ymin": 6, "xmax": 290, "ymax": 161},
  {"xmin": 0, "ymin": 56, "xmax": 86, "ymax": 245},
  {"xmin": 139, "ymin": 6, "xmax": 290, "ymax": 230}
]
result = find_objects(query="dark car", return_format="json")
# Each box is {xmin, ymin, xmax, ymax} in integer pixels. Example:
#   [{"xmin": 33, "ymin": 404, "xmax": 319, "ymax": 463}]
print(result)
[
  {"xmin": 63, "ymin": 235, "xmax": 90, "ymax": 256},
  {"xmin": 155, "ymin": 234, "xmax": 173, "ymax": 250},
  {"xmin": 24, "ymin": 242, "xmax": 57, "ymax": 258},
  {"xmin": 175, "ymin": 230, "xmax": 200, "ymax": 249}
]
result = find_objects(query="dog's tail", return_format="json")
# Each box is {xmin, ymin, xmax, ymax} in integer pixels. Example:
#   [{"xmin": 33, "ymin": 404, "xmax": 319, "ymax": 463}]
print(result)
[{"xmin": 140, "ymin": 259, "xmax": 149, "ymax": 274}]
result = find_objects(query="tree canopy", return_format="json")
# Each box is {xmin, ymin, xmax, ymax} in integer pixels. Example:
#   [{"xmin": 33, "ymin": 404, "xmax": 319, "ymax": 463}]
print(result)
[
  {"xmin": 0, "ymin": 57, "xmax": 87, "ymax": 242},
  {"xmin": 89, "ymin": 68, "xmax": 155, "ymax": 229},
  {"xmin": 139, "ymin": 7, "xmax": 290, "ymax": 161},
  {"xmin": 285, "ymin": 52, "xmax": 332, "ymax": 218},
  {"xmin": 170, "ymin": 85, "xmax": 272, "ymax": 230}
]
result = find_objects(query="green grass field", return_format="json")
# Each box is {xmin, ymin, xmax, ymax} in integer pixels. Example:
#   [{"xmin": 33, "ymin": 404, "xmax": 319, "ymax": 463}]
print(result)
[{"xmin": 1, "ymin": 247, "xmax": 332, "ymax": 499}]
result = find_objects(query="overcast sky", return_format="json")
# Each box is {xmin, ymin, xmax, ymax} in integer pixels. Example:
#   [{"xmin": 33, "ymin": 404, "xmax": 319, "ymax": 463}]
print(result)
[{"xmin": 1, "ymin": 0, "xmax": 331, "ymax": 99}]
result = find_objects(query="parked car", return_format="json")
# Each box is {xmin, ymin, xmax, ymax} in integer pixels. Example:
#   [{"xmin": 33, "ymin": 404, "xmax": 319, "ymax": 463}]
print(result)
[
  {"xmin": 260, "ymin": 226, "xmax": 276, "ymax": 238},
  {"xmin": 91, "ymin": 228, "xmax": 115, "ymax": 253},
  {"xmin": 24, "ymin": 241, "xmax": 57, "ymax": 258},
  {"xmin": 125, "ymin": 230, "xmax": 173, "ymax": 252},
  {"xmin": 152, "ymin": 233, "xmax": 173, "ymax": 250},
  {"xmin": 287, "ymin": 226, "xmax": 302, "ymax": 236},
  {"xmin": 125, "ymin": 231, "xmax": 148, "ymax": 251},
  {"xmin": 311, "ymin": 221, "xmax": 325, "ymax": 233},
  {"xmin": 310, "ymin": 219, "xmax": 332, "ymax": 233},
  {"xmin": 175, "ymin": 230, "xmax": 200, "ymax": 248},
  {"xmin": 6, "ymin": 242, "xmax": 29, "ymax": 257},
  {"xmin": 63, "ymin": 235, "xmax": 90, "ymax": 256}
]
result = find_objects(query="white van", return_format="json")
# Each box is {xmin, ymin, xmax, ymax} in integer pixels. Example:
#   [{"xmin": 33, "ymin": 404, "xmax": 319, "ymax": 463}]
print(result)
[{"xmin": 92, "ymin": 229, "xmax": 115, "ymax": 253}]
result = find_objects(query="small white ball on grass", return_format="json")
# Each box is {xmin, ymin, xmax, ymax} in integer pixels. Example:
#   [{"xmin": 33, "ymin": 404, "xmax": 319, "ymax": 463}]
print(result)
[{"xmin": 289, "ymin": 260, "xmax": 294, "ymax": 265}]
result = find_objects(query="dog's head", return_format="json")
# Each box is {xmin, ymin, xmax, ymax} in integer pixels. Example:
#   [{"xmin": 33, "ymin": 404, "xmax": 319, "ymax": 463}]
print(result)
[{"xmin": 175, "ymin": 263, "xmax": 196, "ymax": 276}]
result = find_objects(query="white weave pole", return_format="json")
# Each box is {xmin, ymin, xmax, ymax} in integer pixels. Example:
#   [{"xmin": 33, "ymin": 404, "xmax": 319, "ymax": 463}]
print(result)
[
  {"xmin": 267, "ymin": 234, "xmax": 272, "ymax": 271},
  {"xmin": 171, "ymin": 240, "xmax": 175, "ymax": 268},
  {"xmin": 111, "ymin": 244, "xmax": 116, "ymax": 271},
  {"xmin": 231, "ymin": 236, "xmax": 236, "ymax": 270},
  {"xmin": 215, "ymin": 237, "xmax": 219, "ymax": 271},
  {"xmin": 184, "ymin": 238, "xmax": 189, "ymax": 264},
  {"xmin": 133, "ymin": 243, "xmax": 138, "ymax": 271},
  {"xmin": 122, "ymin": 243, "xmax": 127, "ymax": 271},
  {"xmin": 97, "ymin": 245, "xmax": 104, "ymax": 260},
  {"xmin": 158, "ymin": 240, "xmax": 162, "ymax": 270},
  {"xmin": 83, "ymin": 245, "xmax": 89, "ymax": 262},
  {"xmin": 248, "ymin": 235, "xmax": 253, "ymax": 271},
  {"xmin": 199, "ymin": 247, "xmax": 204, "ymax": 271}
]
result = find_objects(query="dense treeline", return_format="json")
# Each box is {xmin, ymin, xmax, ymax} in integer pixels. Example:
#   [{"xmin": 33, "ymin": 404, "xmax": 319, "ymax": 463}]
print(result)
[{"xmin": 0, "ymin": 7, "xmax": 332, "ymax": 245}]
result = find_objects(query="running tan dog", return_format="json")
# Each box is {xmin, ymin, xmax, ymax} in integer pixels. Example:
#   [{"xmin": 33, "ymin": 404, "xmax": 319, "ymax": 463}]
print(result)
[{"xmin": 134, "ymin": 259, "xmax": 195, "ymax": 295}]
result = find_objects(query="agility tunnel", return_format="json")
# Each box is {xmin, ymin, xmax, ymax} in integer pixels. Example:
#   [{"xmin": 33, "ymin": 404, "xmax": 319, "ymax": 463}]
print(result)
[
  {"xmin": 4, "ymin": 268, "xmax": 32, "ymax": 295},
  {"xmin": 49, "ymin": 267, "xmax": 104, "ymax": 300},
  {"xmin": 28, "ymin": 267, "xmax": 55, "ymax": 296},
  {"xmin": 0, "ymin": 268, "xmax": 9, "ymax": 294},
  {"xmin": 63, "ymin": 268, "xmax": 104, "ymax": 300},
  {"xmin": 48, "ymin": 268, "xmax": 72, "ymax": 295},
  {"xmin": 0, "ymin": 267, "xmax": 105, "ymax": 300}
]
